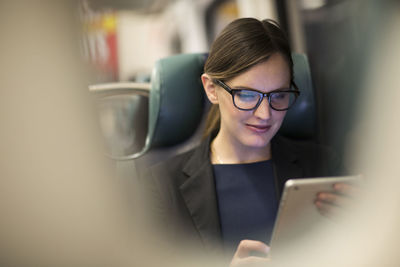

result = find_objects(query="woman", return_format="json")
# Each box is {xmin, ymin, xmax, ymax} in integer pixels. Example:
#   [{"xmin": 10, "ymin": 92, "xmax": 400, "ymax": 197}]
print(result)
[{"xmin": 143, "ymin": 18, "xmax": 349, "ymax": 266}]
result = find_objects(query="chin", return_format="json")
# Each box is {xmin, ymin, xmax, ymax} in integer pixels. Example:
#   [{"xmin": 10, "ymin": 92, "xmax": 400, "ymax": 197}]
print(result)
[{"xmin": 241, "ymin": 135, "xmax": 273, "ymax": 148}]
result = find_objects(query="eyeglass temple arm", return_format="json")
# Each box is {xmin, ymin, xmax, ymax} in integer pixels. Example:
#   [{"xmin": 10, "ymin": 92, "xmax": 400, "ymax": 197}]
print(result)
[{"xmin": 215, "ymin": 79, "xmax": 232, "ymax": 93}]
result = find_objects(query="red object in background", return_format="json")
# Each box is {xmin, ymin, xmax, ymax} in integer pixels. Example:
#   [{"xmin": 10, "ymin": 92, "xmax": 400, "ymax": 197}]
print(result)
[
  {"xmin": 106, "ymin": 27, "xmax": 119, "ymax": 81},
  {"xmin": 82, "ymin": 9, "xmax": 119, "ymax": 81}
]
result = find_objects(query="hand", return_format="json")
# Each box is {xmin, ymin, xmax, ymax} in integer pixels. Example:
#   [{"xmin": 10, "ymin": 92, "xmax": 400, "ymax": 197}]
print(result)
[
  {"xmin": 230, "ymin": 240, "xmax": 270, "ymax": 267},
  {"xmin": 314, "ymin": 182, "xmax": 358, "ymax": 218}
]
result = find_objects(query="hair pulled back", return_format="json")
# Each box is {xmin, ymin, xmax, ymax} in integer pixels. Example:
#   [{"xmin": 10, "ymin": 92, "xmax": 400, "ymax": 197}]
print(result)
[{"xmin": 203, "ymin": 18, "xmax": 293, "ymax": 137}]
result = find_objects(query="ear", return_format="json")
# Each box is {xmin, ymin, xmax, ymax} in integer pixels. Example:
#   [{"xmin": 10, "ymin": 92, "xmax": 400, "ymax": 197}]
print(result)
[{"xmin": 201, "ymin": 73, "xmax": 219, "ymax": 104}]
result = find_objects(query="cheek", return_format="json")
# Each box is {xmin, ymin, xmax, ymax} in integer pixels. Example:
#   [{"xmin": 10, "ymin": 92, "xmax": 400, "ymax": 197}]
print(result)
[
  {"xmin": 218, "ymin": 95, "xmax": 241, "ymax": 120},
  {"xmin": 220, "ymin": 105, "xmax": 241, "ymax": 126},
  {"xmin": 272, "ymin": 111, "xmax": 287, "ymax": 125}
]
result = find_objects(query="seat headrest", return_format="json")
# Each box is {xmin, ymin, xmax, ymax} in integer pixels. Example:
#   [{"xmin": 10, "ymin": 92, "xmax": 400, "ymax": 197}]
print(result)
[
  {"xmin": 148, "ymin": 53, "xmax": 208, "ymax": 148},
  {"xmin": 142, "ymin": 52, "xmax": 316, "ymax": 155}
]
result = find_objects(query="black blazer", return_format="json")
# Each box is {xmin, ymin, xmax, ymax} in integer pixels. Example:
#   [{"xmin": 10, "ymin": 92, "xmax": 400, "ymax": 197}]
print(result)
[{"xmin": 141, "ymin": 134, "xmax": 340, "ymax": 254}]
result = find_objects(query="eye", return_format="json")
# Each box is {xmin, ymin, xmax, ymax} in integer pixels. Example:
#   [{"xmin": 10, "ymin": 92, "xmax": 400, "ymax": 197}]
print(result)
[
  {"xmin": 270, "ymin": 92, "xmax": 288, "ymax": 101},
  {"xmin": 235, "ymin": 90, "xmax": 259, "ymax": 102}
]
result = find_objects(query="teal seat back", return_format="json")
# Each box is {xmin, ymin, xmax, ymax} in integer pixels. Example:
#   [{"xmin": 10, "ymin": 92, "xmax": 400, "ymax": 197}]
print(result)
[{"xmin": 149, "ymin": 53, "xmax": 208, "ymax": 149}]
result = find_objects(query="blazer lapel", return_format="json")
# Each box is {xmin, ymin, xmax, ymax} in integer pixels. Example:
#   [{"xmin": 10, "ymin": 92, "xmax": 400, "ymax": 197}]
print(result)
[{"xmin": 179, "ymin": 137, "xmax": 222, "ymax": 252}]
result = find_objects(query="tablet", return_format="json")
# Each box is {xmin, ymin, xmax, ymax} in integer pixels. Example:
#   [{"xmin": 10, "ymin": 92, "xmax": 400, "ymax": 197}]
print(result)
[{"xmin": 269, "ymin": 175, "xmax": 361, "ymax": 252}]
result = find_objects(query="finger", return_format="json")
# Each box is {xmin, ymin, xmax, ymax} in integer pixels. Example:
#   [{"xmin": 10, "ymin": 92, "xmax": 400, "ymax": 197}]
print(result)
[
  {"xmin": 314, "ymin": 199, "xmax": 338, "ymax": 217},
  {"xmin": 333, "ymin": 182, "xmax": 361, "ymax": 196},
  {"xmin": 316, "ymin": 192, "xmax": 351, "ymax": 207},
  {"xmin": 234, "ymin": 240, "xmax": 270, "ymax": 258},
  {"xmin": 231, "ymin": 256, "xmax": 270, "ymax": 267},
  {"xmin": 333, "ymin": 183, "xmax": 363, "ymax": 198}
]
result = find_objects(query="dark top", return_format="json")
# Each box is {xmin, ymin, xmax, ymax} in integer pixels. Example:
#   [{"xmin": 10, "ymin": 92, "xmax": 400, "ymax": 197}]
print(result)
[
  {"xmin": 214, "ymin": 160, "xmax": 278, "ymax": 254},
  {"xmin": 141, "ymin": 134, "xmax": 341, "ymax": 256}
]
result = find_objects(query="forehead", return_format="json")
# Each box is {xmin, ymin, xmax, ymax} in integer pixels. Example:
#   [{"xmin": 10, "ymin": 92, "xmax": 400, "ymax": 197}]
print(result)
[{"xmin": 229, "ymin": 53, "xmax": 291, "ymax": 91}]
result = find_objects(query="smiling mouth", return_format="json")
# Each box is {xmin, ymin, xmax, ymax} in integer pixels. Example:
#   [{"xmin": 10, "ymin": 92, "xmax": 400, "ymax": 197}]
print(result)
[{"xmin": 245, "ymin": 124, "xmax": 271, "ymax": 133}]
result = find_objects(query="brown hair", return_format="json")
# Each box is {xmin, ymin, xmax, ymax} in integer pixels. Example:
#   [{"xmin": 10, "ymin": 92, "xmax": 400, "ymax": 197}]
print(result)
[{"xmin": 203, "ymin": 18, "xmax": 294, "ymax": 138}]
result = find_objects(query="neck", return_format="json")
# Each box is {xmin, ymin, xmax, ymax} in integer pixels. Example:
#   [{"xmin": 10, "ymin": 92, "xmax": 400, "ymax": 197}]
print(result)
[{"xmin": 210, "ymin": 132, "xmax": 272, "ymax": 164}]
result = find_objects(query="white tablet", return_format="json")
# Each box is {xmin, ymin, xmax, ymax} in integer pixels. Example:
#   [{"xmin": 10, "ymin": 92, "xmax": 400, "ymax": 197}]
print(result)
[{"xmin": 269, "ymin": 175, "xmax": 361, "ymax": 253}]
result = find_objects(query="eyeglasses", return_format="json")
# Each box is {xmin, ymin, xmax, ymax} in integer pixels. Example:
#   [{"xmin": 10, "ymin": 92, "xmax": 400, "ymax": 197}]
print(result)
[{"xmin": 215, "ymin": 79, "xmax": 300, "ymax": 111}]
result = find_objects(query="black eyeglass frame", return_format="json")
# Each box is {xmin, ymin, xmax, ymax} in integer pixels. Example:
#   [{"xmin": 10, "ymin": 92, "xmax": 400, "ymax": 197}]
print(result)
[{"xmin": 214, "ymin": 79, "xmax": 300, "ymax": 111}]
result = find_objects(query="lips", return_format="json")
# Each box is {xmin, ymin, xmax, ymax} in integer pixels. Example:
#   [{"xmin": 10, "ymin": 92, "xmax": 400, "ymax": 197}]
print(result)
[{"xmin": 245, "ymin": 123, "xmax": 271, "ymax": 133}]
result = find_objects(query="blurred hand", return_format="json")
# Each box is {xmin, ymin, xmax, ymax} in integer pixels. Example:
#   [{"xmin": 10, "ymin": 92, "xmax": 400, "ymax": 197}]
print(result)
[
  {"xmin": 230, "ymin": 240, "xmax": 270, "ymax": 267},
  {"xmin": 314, "ymin": 182, "xmax": 358, "ymax": 218}
]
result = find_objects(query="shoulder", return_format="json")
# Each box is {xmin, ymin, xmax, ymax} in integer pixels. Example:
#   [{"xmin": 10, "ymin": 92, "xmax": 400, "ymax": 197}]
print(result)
[
  {"xmin": 140, "ymin": 135, "xmax": 211, "ymax": 189},
  {"xmin": 149, "ymin": 148, "xmax": 196, "ymax": 181},
  {"xmin": 140, "ymin": 146, "xmax": 196, "ymax": 189},
  {"xmin": 148, "ymin": 133, "xmax": 213, "ymax": 178}
]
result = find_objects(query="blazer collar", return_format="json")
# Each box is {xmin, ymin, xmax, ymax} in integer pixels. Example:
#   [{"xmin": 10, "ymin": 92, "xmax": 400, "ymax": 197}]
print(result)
[{"xmin": 180, "ymin": 134, "xmax": 222, "ymax": 252}]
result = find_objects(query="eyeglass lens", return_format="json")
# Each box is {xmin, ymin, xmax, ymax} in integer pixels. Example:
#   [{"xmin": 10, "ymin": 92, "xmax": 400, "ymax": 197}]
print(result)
[{"xmin": 234, "ymin": 90, "xmax": 296, "ymax": 110}]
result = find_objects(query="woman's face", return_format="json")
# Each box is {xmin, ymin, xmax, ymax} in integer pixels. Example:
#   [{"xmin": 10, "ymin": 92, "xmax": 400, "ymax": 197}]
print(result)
[{"xmin": 215, "ymin": 53, "xmax": 291, "ymax": 150}]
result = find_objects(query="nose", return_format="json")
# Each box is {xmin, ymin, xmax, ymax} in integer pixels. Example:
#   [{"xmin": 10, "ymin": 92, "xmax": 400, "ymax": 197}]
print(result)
[{"xmin": 253, "ymin": 97, "xmax": 271, "ymax": 120}]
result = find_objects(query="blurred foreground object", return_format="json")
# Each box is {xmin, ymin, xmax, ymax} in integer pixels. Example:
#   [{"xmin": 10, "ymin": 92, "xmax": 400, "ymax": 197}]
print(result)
[
  {"xmin": 0, "ymin": 1, "xmax": 143, "ymax": 266},
  {"xmin": 0, "ymin": 1, "xmax": 218, "ymax": 267},
  {"xmin": 271, "ymin": 1, "xmax": 400, "ymax": 266}
]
